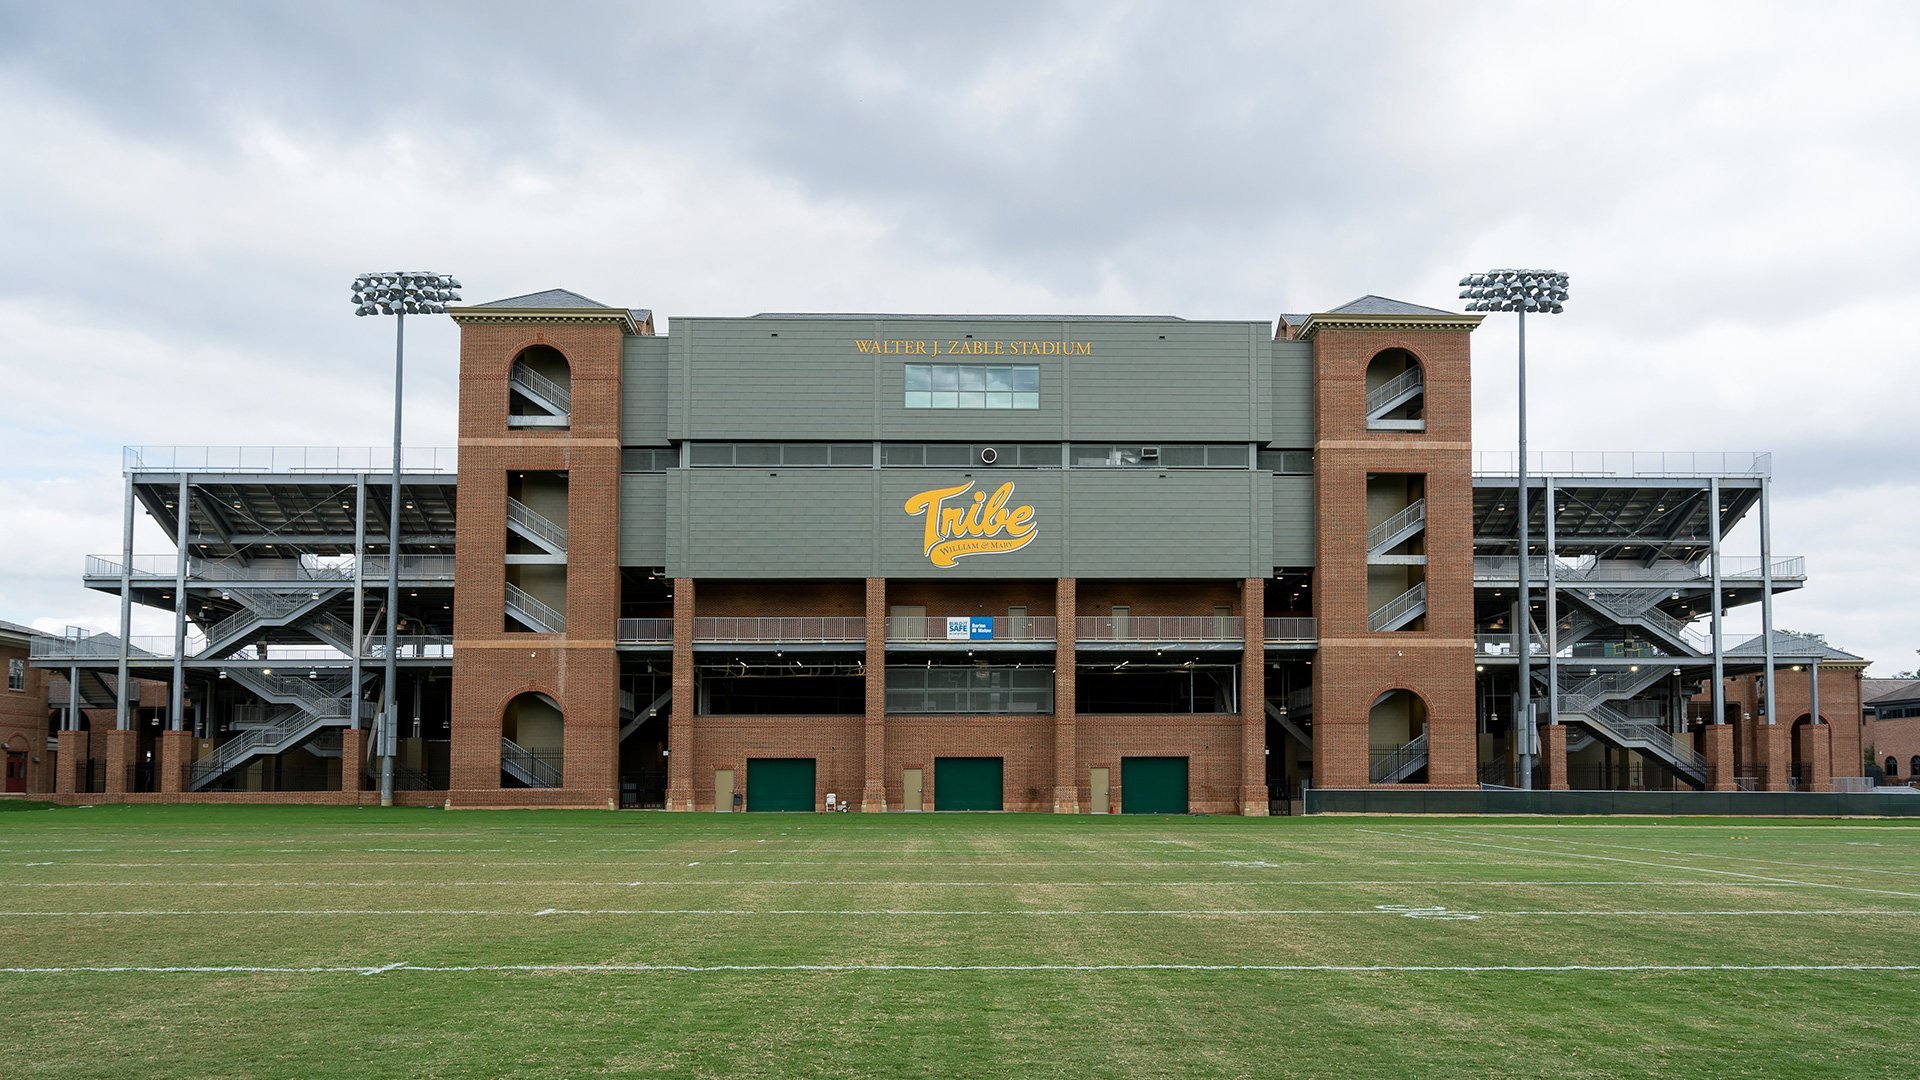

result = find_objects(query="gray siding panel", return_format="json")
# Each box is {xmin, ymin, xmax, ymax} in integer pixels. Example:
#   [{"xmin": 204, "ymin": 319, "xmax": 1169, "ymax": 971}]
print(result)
[
  {"xmin": 1271, "ymin": 475, "xmax": 1315, "ymax": 567},
  {"xmin": 618, "ymin": 474, "xmax": 669, "ymax": 565},
  {"xmin": 620, "ymin": 337, "xmax": 670, "ymax": 444},
  {"xmin": 1271, "ymin": 340, "xmax": 1314, "ymax": 446}
]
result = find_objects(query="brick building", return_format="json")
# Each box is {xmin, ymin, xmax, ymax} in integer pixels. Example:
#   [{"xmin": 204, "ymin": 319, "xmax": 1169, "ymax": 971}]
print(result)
[
  {"xmin": 28, "ymin": 288, "xmax": 1855, "ymax": 809},
  {"xmin": 1, "ymin": 619, "xmax": 52, "ymax": 795}
]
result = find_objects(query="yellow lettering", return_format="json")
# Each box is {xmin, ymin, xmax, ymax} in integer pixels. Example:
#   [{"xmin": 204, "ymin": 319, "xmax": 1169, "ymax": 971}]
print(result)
[{"xmin": 904, "ymin": 480, "xmax": 1039, "ymax": 567}]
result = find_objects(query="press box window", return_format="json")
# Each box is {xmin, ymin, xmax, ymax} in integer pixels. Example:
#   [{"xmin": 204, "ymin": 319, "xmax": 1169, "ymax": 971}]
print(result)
[
  {"xmin": 904, "ymin": 364, "xmax": 1039, "ymax": 409},
  {"xmin": 620, "ymin": 448, "xmax": 677, "ymax": 472},
  {"xmin": 688, "ymin": 443, "xmax": 873, "ymax": 467}
]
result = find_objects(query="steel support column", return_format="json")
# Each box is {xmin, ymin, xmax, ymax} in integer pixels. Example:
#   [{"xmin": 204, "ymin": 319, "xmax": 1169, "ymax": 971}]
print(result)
[
  {"xmin": 116, "ymin": 473, "xmax": 134, "ymax": 732},
  {"xmin": 170, "ymin": 474, "xmax": 189, "ymax": 730},
  {"xmin": 350, "ymin": 475, "xmax": 366, "ymax": 733},
  {"xmin": 1514, "ymin": 308, "xmax": 1533, "ymax": 787},
  {"xmin": 380, "ymin": 313, "xmax": 404, "ymax": 808},
  {"xmin": 1709, "ymin": 477, "xmax": 1725, "ymax": 730},
  {"xmin": 1544, "ymin": 477, "xmax": 1558, "ymax": 726},
  {"xmin": 1759, "ymin": 476, "xmax": 1777, "ymax": 725}
]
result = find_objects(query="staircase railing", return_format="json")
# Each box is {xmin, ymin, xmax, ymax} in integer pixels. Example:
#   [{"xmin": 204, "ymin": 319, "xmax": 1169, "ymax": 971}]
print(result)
[
  {"xmin": 1367, "ymin": 499, "xmax": 1426, "ymax": 555},
  {"xmin": 1365, "ymin": 367, "xmax": 1423, "ymax": 417},
  {"xmin": 506, "ymin": 498, "xmax": 569, "ymax": 553},
  {"xmin": 1367, "ymin": 581, "xmax": 1427, "ymax": 632},
  {"xmin": 505, "ymin": 582, "xmax": 566, "ymax": 633},
  {"xmin": 501, "ymin": 736, "xmax": 562, "ymax": 788},
  {"xmin": 1370, "ymin": 732, "xmax": 1429, "ymax": 783},
  {"xmin": 510, "ymin": 362, "xmax": 572, "ymax": 413},
  {"xmin": 1559, "ymin": 693, "xmax": 1706, "ymax": 781}
]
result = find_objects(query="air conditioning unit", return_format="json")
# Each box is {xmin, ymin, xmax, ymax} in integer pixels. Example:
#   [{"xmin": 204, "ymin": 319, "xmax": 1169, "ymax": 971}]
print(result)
[{"xmin": 1140, "ymin": 446, "xmax": 1161, "ymax": 460}]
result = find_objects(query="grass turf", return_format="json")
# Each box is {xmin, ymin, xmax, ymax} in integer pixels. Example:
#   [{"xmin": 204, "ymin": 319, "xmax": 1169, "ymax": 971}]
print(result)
[{"xmin": 0, "ymin": 806, "xmax": 1915, "ymax": 1078}]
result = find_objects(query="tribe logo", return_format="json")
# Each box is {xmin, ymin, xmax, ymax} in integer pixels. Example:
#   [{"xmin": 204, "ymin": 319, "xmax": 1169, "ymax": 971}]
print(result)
[{"xmin": 903, "ymin": 481, "xmax": 1037, "ymax": 567}]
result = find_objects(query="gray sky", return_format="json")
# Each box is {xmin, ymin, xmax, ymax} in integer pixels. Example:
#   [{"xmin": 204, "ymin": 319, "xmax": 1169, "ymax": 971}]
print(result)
[{"xmin": 1, "ymin": 0, "xmax": 1915, "ymax": 674}]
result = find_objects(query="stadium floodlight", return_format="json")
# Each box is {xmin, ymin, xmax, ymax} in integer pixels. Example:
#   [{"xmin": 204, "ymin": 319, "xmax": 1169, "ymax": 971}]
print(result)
[
  {"xmin": 352, "ymin": 271, "xmax": 460, "ymax": 807},
  {"xmin": 1459, "ymin": 268, "xmax": 1569, "ymax": 790}
]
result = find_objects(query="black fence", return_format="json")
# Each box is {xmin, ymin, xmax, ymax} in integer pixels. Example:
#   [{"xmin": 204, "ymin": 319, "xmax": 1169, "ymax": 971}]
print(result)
[
  {"xmin": 1305, "ymin": 787, "xmax": 1920, "ymax": 816},
  {"xmin": 75, "ymin": 759, "xmax": 106, "ymax": 794}
]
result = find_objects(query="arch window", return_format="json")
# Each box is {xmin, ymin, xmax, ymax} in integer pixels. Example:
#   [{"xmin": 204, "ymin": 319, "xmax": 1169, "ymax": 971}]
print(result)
[
  {"xmin": 1912, "ymin": 755, "xmax": 1920, "ymax": 778},
  {"xmin": 508, "ymin": 345, "xmax": 572, "ymax": 428},
  {"xmin": 1364, "ymin": 349, "xmax": 1425, "ymax": 431},
  {"xmin": 1888, "ymin": 756, "xmax": 1900, "ymax": 777},
  {"xmin": 501, "ymin": 691, "xmax": 563, "ymax": 788},
  {"xmin": 1368, "ymin": 689, "xmax": 1429, "ymax": 784}
]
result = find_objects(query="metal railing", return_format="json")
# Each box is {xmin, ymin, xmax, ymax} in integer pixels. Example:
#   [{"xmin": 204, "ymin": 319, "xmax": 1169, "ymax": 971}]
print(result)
[
  {"xmin": 1367, "ymin": 499, "xmax": 1426, "ymax": 554},
  {"xmin": 125, "ymin": 445, "xmax": 458, "ymax": 474},
  {"xmin": 505, "ymin": 582, "xmax": 565, "ymax": 634},
  {"xmin": 1367, "ymin": 582, "xmax": 1427, "ymax": 632},
  {"xmin": 1370, "ymin": 733, "xmax": 1428, "ymax": 783},
  {"xmin": 510, "ymin": 362, "xmax": 572, "ymax": 413},
  {"xmin": 888, "ymin": 616, "xmax": 1058, "ymax": 642},
  {"xmin": 1472, "ymin": 555, "xmax": 1806, "ymax": 584},
  {"xmin": 616, "ymin": 618, "xmax": 674, "ymax": 643},
  {"xmin": 1558, "ymin": 694, "xmax": 1706, "ymax": 778},
  {"xmin": 1472, "ymin": 451, "xmax": 1771, "ymax": 478},
  {"xmin": 1076, "ymin": 616, "xmax": 1243, "ymax": 642},
  {"xmin": 694, "ymin": 617, "xmax": 866, "ymax": 643},
  {"xmin": 87, "ymin": 554, "xmax": 456, "ymax": 582},
  {"xmin": 505, "ymin": 498, "xmax": 569, "ymax": 552},
  {"xmin": 1366, "ymin": 367, "xmax": 1424, "ymax": 416},
  {"xmin": 501, "ymin": 737, "xmax": 562, "ymax": 788},
  {"xmin": 1263, "ymin": 617, "xmax": 1317, "ymax": 643},
  {"xmin": 1475, "ymin": 633, "xmax": 1549, "ymax": 657},
  {"xmin": 1577, "ymin": 590, "xmax": 1711, "ymax": 654}
]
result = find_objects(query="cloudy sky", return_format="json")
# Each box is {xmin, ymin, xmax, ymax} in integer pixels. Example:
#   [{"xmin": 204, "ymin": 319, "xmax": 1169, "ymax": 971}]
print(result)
[{"xmin": 1, "ymin": 0, "xmax": 1915, "ymax": 674}]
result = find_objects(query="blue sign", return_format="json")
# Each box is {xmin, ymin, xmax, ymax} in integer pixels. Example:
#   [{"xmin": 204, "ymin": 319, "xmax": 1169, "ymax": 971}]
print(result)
[{"xmin": 944, "ymin": 616, "xmax": 995, "ymax": 641}]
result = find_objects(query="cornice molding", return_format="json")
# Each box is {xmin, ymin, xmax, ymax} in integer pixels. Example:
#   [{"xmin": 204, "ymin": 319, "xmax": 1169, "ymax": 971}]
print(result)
[
  {"xmin": 448, "ymin": 306, "xmax": 653, "ymax": 336},
  {"xmin": 1297, "ymin": 312, "xmax": 1484, "ymax": 340}
]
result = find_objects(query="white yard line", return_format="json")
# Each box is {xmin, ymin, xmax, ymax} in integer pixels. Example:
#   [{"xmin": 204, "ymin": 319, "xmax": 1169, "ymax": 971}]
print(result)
[
  {"xmin": 1360, "ymin": 829, "xmax": 1920, "ymax": 901},
  {"xmin": 2, "ymin": 962, "xmax": 1918, "ymax": 976},
  {"xmin": 1470, "ymin": 833, "xmax": 1920, "ymax": 880},
  {"xmin": 0, "ymin": 879, "xmax": 1814, "ymax": 889},
  {"xmin": 4, "ymin": 906, "xmax": 1914, "ymax": 919}
]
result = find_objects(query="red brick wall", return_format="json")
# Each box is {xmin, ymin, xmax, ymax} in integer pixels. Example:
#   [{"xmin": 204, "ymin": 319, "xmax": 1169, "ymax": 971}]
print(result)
[
  {"xmin": 1, "ymin": 638, "xmax": 52, "ymax": 793},
  {"xmin": 1311, "ymin": 326, "xmax": 1476, "ymax": 789},
  {"xmin": 447, "ymin": 315, "xmax": 626, "ymax": 810}
]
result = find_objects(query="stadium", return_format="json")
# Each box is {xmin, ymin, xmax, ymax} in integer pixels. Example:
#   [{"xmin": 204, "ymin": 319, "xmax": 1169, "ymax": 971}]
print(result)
[{"xmin": 22, "ymin": 288, "xmax": 1871, "ymax": 811}]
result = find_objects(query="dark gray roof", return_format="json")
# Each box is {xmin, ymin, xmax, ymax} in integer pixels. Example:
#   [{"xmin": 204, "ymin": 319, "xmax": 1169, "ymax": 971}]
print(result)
[
  {"xmin": 748, "ymin": 313, "xmax": 1185, "ymax": 321},
  {"xmin": 477, "ymin": 288, "xmax": 612, "ymax": 309},
  {"xmin": 1324, "ymin": 295, "xmax": 1462, "ymax": 317},
  {"xmin": 1278, "ymin": 314, "xmax": 1310, "ymax": 326},
  {"xmin": 629, "ymin": 309, "xmax": 653, "ymax": 325},
  {"xmin": 0, "ymin": 618, "xmax": 45, "ymax": 639},
  {"xmin": 1865, "ymin": 678, "xmax": 1920, "ymax": 706},
  {"xmin": 1726, "ymin": 631, "xmax": 1866, "ymax": 662}
]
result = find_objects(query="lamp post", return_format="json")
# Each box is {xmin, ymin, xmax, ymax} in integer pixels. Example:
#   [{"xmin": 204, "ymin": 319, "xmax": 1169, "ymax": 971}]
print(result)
[
  {"xmin": 1459, "ymin": 269, "xmax": 1569, "ymax": 789},
  {"xmin": 352, "ymin": 271, "xmax": 460, "ymax": 806}
]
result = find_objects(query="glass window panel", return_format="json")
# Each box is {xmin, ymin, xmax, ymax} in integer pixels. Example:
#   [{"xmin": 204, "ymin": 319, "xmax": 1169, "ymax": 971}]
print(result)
[
  {"xmin": 830, "ymin": 443, "xmax": 873, "ymax": 465},
  {"xmin": 883, "ymin": 444, "xmax": 924, "ymax": 466},
  {"xmin": 958, "ymin": 391, "xmax": 987, "ymax": 408},
  {"xmin": 1012, "ymin": 392, "xmax": 1039, "ymax": 410},
  {"xmin": 985, "ymin": 367, "xmax": 1013, "ymax": 392},
  {"xmin": 1159, "ymin": 446, "xmax": 1205, "ymax": 467},
  {"xmin": 925, "ymin": 444, "xmax": 970, "ymax": 466},
  {"xmin": 1018, "ymin": 444, "xmax": 1060, "ymax": 466},
  {"xmin": 931, "ymin": 366, "xmax": 959, "ymax": 392},
  {"xmin": 689, "ymin": 444, "xmax": 732, "ymax": 466},
  {"xmin": 904, "ymin": 391, "xmax": 932, "ymax": 409},
  {"xmin": 1071, "ymin": 444, "xmax": 1113, "ymax": 466},
  {"xmin": 1011, "ymin": 366, "xmax": 1040, "ymax": 392},
  {"xmin": 986, "ymin": 391, "xmax": 1013, "ymax": 409},
  {"xmin": 733, "ymin": 443, "xmax": 780, "ymax": 466},
  {"xmin": 957, "ymin": 366, "xmax": 988, "ymax": 392},
  {"xmin": 904, "ymin": 365, "xmax": 931, "ymax": 392},
  {"xmin": 783, "ymin": 443, "xmax": 829, "ymax": 465},
  {"xmin": 1207, "ymin": 445, "xmax": 1250, "ymax": 467},
  {"xmin": 930, "ymin": 391, "xmax": 958, "ymax": 408}
]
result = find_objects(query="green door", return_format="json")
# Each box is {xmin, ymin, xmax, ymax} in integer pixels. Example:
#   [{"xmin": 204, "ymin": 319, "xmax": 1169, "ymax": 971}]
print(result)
[
  {"xmin": 746, "ymin": 758, "xmax": 816, "ymax": 812},
  {"xmin": 934, "ymin": 757, "xmax": 1004, "ymax": 811},
  {"xmin": 1121, "ymin": 756, "xmax": 1189, "ymax": 814}
]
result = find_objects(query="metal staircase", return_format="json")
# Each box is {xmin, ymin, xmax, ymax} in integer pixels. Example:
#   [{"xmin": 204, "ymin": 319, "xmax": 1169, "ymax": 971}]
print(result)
[
  {"xmin": 1368, "ymin": 581, "xmax": 1427, "ymax": 632},
  {"xmin": 619, "ymin": 690, "xmax": 672, "ymax": 742},
  {"xmin": 190, "ymin": 667, "xmax": 369, "ymax": 790},
  {"xmin": 1565, "ymin": 588, "xmax": 1709, "ymax": 657},
  {"xmin": 506, "ymin": 498, "xmax": 569, "ymax": 556},
  {"xmin": 500, "ymin": 736, "xmax": 561, "ymax": 787},
  {"xmin": 1370, "ymin": 733, "xmax": 1429, "ymax": 783},
  {"xmin": 509, "ymin": 362, "xmax": 571, "ymax": 418},
  {"xmin": 505, "ymin": 582, "xmax": 566, "ymax": 633},
  {"xmin": 1365, "ymin": 366, "xmax": 1424, "ymax": 423},
  {"xmin": 1367, "ymin": 499, "xmax": 1427, "ymax": 560},
  {"xmin": 1556, "ymin": 692, "xmax": 1707, "ymax": 787},
  {"xmin": 200, "ymin": 588, "xmax": 345, "ymax": 657},
  {"xmin": 1264, "ymin": 701, "xmax": 1312, "ymax": 750}
]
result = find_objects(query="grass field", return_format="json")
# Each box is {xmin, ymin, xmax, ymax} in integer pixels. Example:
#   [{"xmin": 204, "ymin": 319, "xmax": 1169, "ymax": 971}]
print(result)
[{"xmin": 1, "ymin": 804, "xmax": 1917, "ymax": 1078}]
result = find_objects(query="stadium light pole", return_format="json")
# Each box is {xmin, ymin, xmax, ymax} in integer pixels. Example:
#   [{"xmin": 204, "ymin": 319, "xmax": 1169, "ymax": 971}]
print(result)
[
  {"xmin": 1459, "ymin": 269, "xmax": 1569, "ymax": 789},
  {"xmin": 352, "ymin": 271, "xmax": 460, "ymax": 806}
]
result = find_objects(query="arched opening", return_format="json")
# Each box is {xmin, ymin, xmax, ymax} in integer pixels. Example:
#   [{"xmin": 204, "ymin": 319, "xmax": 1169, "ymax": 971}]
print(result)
[
  {"xmin": 1368, "ymin": 688, "xmax": 1429, "ymax": 783},
  {"xmin": 3, "ymin": 734, "xmax": 28, "ymax": 794},
  {"xmin": 508, "ymin": 345, "xmax": 572, "ymax": 427},
  {"xmin": 1911, "ymin": 754, "xmax": 1920, "ymax": 778},
  {"xmin": 500, "ymin": 691, "xmax": 563, "ymax": 788},
  {"xmin": 1364, "ymin": 348, "xmax": 1425, "ymax": 431}
]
